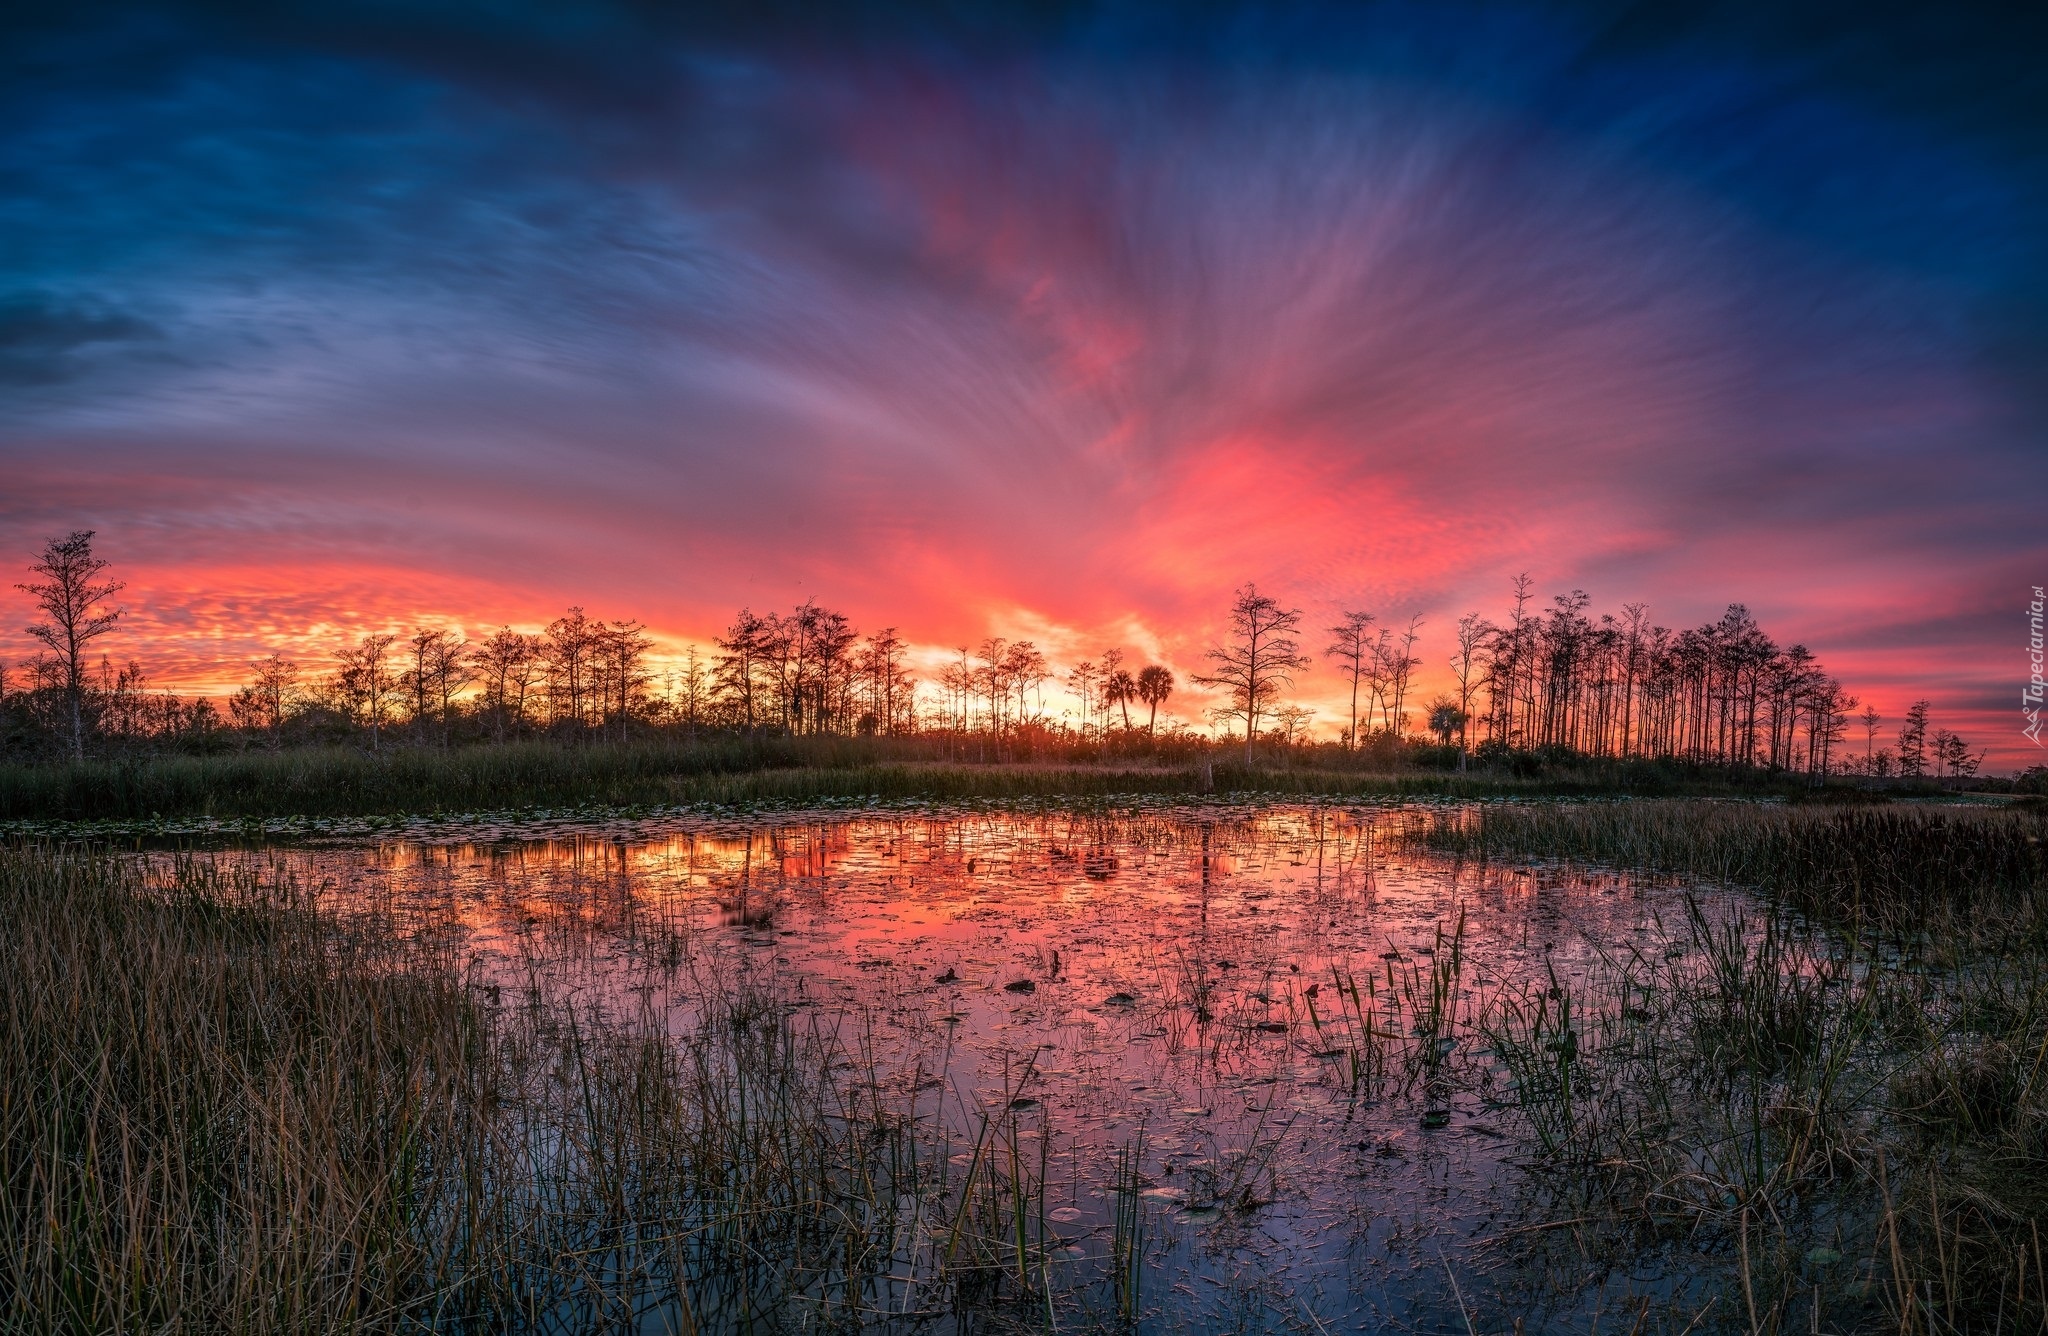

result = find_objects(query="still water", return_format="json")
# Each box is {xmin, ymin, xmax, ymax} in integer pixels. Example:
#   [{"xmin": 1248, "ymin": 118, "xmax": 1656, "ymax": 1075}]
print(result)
[{"xmin": 159, "ymin": 801, "xmax": 1735, "ymax": 1332}]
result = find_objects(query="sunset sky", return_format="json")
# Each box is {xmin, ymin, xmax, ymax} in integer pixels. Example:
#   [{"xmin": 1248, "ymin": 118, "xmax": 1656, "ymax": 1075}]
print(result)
[{"xmin": 4, "ymin": 2, "xmax": 2046, "ymax": 763}]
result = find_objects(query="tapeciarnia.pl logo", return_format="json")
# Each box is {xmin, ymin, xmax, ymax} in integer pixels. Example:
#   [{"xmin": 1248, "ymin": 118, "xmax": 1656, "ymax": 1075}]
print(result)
[{"xmin": 2028, "ymin": 585, "xmax": 2045, "ymax": 747}]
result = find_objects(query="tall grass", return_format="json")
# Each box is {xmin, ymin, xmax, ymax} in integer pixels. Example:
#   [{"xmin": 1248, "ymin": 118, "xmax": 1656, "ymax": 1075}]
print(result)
[
  {"xmin": 0, "ymin": 845, "xmax": 1126, "ymax": 1332},
  {"xmin": 0, "ymin": 737, "xmax": 1555, "ymax": 822},
  {"xmin": 1414, "ymin": 799, "xmax": 2048, "ymax": 932},
  {"xmin": 0, "ymin": 736, "xmax": 1860, "ymax": 823},
  {"xmin": 1408, "ymin": 799, "xmax": 2048, "ymax": 1330}
]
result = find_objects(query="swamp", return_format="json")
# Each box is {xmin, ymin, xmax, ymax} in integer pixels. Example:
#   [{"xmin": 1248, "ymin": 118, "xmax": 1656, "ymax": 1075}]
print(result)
[{"xmin": 5, "ymin": 795, "xmax": 2047, "ymax": 1334}]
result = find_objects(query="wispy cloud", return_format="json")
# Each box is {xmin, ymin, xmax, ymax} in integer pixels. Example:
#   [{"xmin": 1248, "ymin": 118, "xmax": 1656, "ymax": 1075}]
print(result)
[{"xmin": 3, "ymin": 2, "xmax": 2044, "ymax": 760}]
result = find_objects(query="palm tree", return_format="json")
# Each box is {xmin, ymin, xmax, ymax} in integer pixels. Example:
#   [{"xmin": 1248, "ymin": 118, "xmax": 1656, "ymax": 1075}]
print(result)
[
  {"xmin": 1102, "ymin": 669, "xmax": 1137, "ymax": 731},
  {"xmin": 1136, "ymin": 665, "xmax": 1174, "ymax": 737},
  {"xmin": 1427, "ymin": 696, "xmax": 1467, "ymax": 747}
]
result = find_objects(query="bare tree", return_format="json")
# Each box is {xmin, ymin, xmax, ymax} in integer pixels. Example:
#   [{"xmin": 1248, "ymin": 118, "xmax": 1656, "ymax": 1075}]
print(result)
[
  {"xmin": 939, "ymin": 648, "xmax": 974, "ymax": 732},
  {"xmin": 402, "ymin": 630, "xmax": 448, "ymax": 732},
  {"xmin": 854, "ymin": 628, "xmax": 914, "ymax": 733},
  {"xmin": 334, "ymin": 633, "xmax": 398, "ymax": 751},
  {"xmin": 1002, "ymin": 642, "xmax": 1049, "ymax": 728},
  {"xmin": 1935, "ymin": 729, "xmax": 1981, "ymax": 783},
  {"xmin": 1270, "ymin": 704, "xmax": 1315, "ymax": 747},
  {"xmin": 1385, "ymin": 615, "xmax": 1424, "ymax": 736},
  {"xmin": 787, "ymin": 604, "xmax": 856, "ymax": 734},
  {"xmin": 1449, "ymin": 613, "xmax": 1489, "ymax": 769},
  {"xmin": 1195, "ymin": 583, "xmax": 1310, "ymax": 763},
  {"xmin": 679, "ymin": 645, "xmax": 709, "ymax": 737},
  {"xmin": 230, "ymin": 653, "xmax": 299, "ymax": 746},
  {"xmin": 545, "ymin": 607, "xmax": 600, "ymax": 728},
  {"xmin": 398, "ymin": 629, "xmax": 471, "ymax": 745},
  {"xmin": 595, "ymin": 620, "xmax": 654, "ymax": 741},
  {"xmin": 1324, "ymin": 610, "xmax": 1376, "ymax": 749},
  {"xmin": 1897, "ymin": 699, "xmax": 1931, "ymax": 778},
  {"xmin": 476, "ymin": 628, "xmax": 542, "ymax": 740},
  {"xmin": 1066, "ymin": 658, "xmax": 1097, "ymax": 737},
  {"xmin": 18, "ymin": 531, "xmax": 123, "ymax": 759},
  {"xmin": 715, "ymin": 609, "xmax": 773, "ymax": 730},
  {"xmin": 434, "ymin": 635, "xmax": 475, "ymax": 744}
]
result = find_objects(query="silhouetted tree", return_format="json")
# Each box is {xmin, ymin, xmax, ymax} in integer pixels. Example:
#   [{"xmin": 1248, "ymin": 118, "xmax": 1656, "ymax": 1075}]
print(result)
[
  {"xmin": 1809, "ymin": 681, "xmax": 1853, "ymax": 777},
  {"xmin": 1324, "ymin": 610, "xmax": 1375, "ymax": 749},
  {"xmin": 18, "ymin": 531, "xmax": 123, "ymax": 759},
  {"xmin": 1099, "ymin": 647, "xmax": 1137, "ymax": 732},
  {"xmin": 1898, "ymin": 699, "xmax": 1931, "ymax": 778},
  {"xmin": 938, "ymin": 647, "xmax": 974, "ymax": 732},
  {"xmin": 401, "ymin": 629, "xmax": 469, "ymax": 742},
  {"xmin": 594, "ymin": 619, "xmax": 653, "ymax": 740},
  {"xmin": 1136, "ymin": 665, "xmax": 1173, "ymax": 738},
  {"xmin": 1458, "ymin": 574, "xmax": 1867, "ymax": 775},
  {"xmin": 1270, "ymin": 704, "xmax": 1314, "ymax": 746},
  {"xmin": 96, "ymin": 658, "xmax": 195, "ymax": 741},
  {"xmin": 230, "ymin": 653, "xmax": 299, "ymax": 745},
  {"xmin": 715, "ymin": 609, "xmax": 772, "ymax": 730},
  {"xmin": 785, "ymin": 603, "xmax": 856, "ymax": 734},
  {"xmin": 476, "ymin": 628, "xmax": 542, "ymax": 739},
  {"xmin": 1195, "ymin": 584, "xmax": 1310, "ymax": 763},
  {"xmin": 1385, "ymin": 615, "xmax": 1424, "ymax": 737},
  {"xmin": 1066, "ymin": 658, "xmax": 1097, "ymax": 736},
  {"xmin": 853, "ymin": 628, "xmax": 915, "ymax": 734},
  {"xmin": 1484, "ymin": 574, "xmax": 1536, "ymax": 746},
  {"xmin": 1449, "ymin": 613, "xmax": 1488, "ymax": 769},
  {"xmin": 677, "ymin": 645, "xmax": 709, "ymax": 737},
  {"xmin": 7, "ymin": 524, "xmax": 1924, "ymax": 773},
  {"xmin": 544, "ymin": 607, "xmax": 601, "ymax": 728},
  {"xmin": 1427, "ymin": 696, "xmax": 1466, "ymax": 747},
  {"xmin": 1934, "ymin": 728, "xmax": 1981, "ymax": 784},
  {"xmin": 334, "ymin": 633, "xmax": 398, "ymax": 751},
  {"xmin": 1003, "ymin": 642, "xmax": 1049, "ymax": 728}
]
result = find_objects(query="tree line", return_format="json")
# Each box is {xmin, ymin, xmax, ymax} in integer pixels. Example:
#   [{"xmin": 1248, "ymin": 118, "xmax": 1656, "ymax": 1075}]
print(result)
[
  {"xmin": 1445, "ymin": 578, "xmax": 1970, "ymax": 777},
  {"xmin": 2, "ymin": 531, "xmax": 1987, "ymax": 780}
]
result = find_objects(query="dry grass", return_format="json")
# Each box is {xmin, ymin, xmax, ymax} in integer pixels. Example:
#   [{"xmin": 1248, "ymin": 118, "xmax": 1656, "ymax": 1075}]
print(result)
[
  {"xmin": 1408, "ymin": 799, "xmax": 2048, "ymax": 1331},
  {"xmin": 0, "ymin": 735, "xmax": 1832, "ymax": 822},
  {"xmin": 0, "ymin": 845, "xmax": 1126, "ymax": 1333},
  {"xmin": 1413, "ymin": 798, "xmax": 2048, "ymax": 934}
]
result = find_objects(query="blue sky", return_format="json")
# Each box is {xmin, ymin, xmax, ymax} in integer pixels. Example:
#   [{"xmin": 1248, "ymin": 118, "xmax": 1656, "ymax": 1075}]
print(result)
[{"xmin": 4, "ymin": 0, "xmax": 2045, "ymax": 759}]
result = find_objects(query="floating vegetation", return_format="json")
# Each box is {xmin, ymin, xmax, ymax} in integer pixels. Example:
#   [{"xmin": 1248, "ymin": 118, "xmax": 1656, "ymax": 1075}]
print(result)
[{"xmin": 7, "ymin": 799, "xmax": 2047, "ymax": 1331}]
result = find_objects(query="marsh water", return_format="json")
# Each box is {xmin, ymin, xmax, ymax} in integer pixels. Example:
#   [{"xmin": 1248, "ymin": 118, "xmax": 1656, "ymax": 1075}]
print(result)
[{"xmin": 149, "ymin": 801, "xmax": 1751, "ymax": 1332}]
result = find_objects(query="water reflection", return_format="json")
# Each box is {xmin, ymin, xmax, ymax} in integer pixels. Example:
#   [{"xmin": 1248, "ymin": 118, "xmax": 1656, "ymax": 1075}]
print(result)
[{"xmin": 156, "ymin": 803, "xmax": 1721, "ymax": 1331}]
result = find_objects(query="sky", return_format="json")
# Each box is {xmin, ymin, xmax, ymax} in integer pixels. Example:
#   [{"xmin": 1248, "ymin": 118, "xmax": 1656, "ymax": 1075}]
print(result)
[{"xmin": 3, "ymin": 1, "xmax": 2046, "ymax": 764}]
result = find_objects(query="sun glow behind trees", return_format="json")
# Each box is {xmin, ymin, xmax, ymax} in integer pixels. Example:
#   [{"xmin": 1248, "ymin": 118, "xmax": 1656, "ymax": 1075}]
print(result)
[
  {"xmin": 0, "ymin": 532, "xmax": 1990, "ymax": 780},
  {"xmin": 4, "ymin": 3, "xmax": 2042, "ymax": 771}
]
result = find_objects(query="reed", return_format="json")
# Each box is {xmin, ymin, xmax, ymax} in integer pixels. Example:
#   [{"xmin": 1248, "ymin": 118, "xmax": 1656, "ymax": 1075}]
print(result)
[
  {"xmin": 0, "ymin": 844, "xmax": 1136, "ymax": 1332},
  {"xmin": 1110, "ymin": 1132, "xmax": 1146, "ymax": 1328},
  {"xmin": 0, "ymin": 737, "xmax": 1836, "ymax": 823},
  {"xmin": 1414, "ymin": 798, "xmax": 2048, "ymax": 933},
  {"xmin": 1410, "ymin": 800, "xmax": 2048, "ymax": 1331}
]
